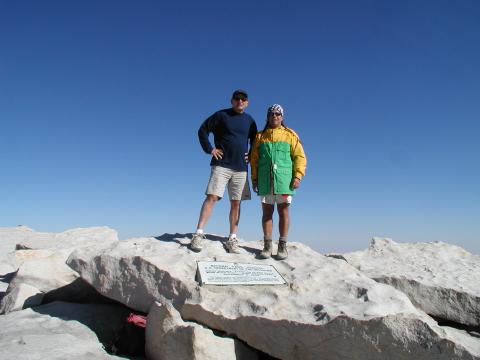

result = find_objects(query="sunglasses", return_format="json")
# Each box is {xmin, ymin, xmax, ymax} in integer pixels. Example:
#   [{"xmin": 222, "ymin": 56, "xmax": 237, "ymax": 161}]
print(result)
[
  {"xmin": 269, "ymin": 112, "xmax": 282, "ymax": 117},
  {"xmin": 233, "ymin": 96, "xmax": 248, "ymax": 101}
]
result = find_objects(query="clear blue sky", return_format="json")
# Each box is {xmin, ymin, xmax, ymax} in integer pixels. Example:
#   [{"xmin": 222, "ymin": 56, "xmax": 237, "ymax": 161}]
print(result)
[{"xmin": 1, "ymin": 1, "xmax": 479, "ymax": 254}]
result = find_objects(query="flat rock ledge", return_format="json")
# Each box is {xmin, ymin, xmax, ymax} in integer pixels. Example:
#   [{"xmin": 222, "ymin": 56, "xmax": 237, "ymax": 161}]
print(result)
[
  {"xmin": 67, "ymin": 233, "xmax": 480, "ymax": 360},
  {"xmin": 338, "ymin": 237, "xmax": 480, "ymax": 328}
]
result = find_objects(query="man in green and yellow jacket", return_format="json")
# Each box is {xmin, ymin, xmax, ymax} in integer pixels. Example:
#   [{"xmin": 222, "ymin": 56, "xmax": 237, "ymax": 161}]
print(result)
[{"xmin": 250, "ymin": 104, "xmax": 307, "ymax": 260}]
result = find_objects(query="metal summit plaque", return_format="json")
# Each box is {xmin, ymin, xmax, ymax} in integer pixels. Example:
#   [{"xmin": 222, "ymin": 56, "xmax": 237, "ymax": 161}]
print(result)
[{"xmin": 197, "ymin": 261, "xmax": 287, "ymax": 285}]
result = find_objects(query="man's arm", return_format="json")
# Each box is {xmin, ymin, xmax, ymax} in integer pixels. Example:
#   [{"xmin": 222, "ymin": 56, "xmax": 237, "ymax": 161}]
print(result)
[
  {"xmin": 198, "ymin": 113, "xmax": 217, "ymax": 154},
  {"xmin": 248, "ymin": 119, "xmax": 258, "ymax": 150}
]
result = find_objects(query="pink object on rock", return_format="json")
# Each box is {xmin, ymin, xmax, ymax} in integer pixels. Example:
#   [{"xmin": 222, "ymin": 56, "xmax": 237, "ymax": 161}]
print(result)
[{"xmin": 127, "ymin": 313, "xmax": 147, "ymax": 328}]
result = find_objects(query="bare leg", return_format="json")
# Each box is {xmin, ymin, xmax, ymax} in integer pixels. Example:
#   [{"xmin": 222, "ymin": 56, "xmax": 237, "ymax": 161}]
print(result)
[
  {"xmin": 229, "ymin": 200, "xmax": 241, "ymax": 235},
  {"xmin": 262, "ymin": 203, "xmax": 275, "ymax": 238},
  {"xmin": 196, "ymin": 195, "xmax": 220, "ymax": 230},
  {"xmin": 277, "ymin": 203, "xmax": 290, "ymax": 237}
]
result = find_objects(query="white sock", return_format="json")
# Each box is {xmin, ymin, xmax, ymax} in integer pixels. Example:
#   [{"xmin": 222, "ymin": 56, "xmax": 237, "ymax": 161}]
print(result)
[
  {"xmin": 196, "ymin": 229, "xmax": 204, "ymax": 234},
  {"xmin": 229, "ymin": 233, "xmax": 237, "ymax": 239}
]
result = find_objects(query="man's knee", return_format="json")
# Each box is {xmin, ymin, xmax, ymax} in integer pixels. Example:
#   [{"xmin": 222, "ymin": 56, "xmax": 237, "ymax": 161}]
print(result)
[
  {"xmin": 206, "ymin": 194, "xmax": 220, "ymax": 203},
  {"xmin": 230, "ymin": 199, "xmax": 241, "ymax": 209}
]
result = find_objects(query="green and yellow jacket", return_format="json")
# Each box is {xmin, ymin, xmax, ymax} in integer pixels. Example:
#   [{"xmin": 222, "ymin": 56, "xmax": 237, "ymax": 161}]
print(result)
[{"xmin": 250, "ymin": 126, "xmax": 307, "ymax": 196}]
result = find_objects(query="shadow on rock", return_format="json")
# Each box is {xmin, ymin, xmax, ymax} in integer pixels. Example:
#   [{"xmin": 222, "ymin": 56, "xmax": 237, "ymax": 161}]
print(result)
[
  {"xmin": 155, "ymin": 232, "xmax": 264, "ymax": 257},
  {"xmin": 32, "ymin": 279, "xmax": 147, "ymax": 358},
  {"xmin": 243, "ymin": 245, "xmax": 262, "ymax": 257},
  {"xmin": 0, "ymin": 271, "xmax": 17, "ymax": 303},
  {"xmin": 0, "ymin": 271, "xmax": 16, "ymax": 284},
  {"xmin": 33, "ymin": 300, "xmax": 146, "ymax": 358},
  {"xmin": 42, "ymin": 278, "xmax": 119, "ymax": 306},
  {"xmin": 433, "ymin": 315, "xmax": 480, "ymax": 339},
  {"xmin": 155, "ymin": 232, "xmax": 226, "ymax": 245}
]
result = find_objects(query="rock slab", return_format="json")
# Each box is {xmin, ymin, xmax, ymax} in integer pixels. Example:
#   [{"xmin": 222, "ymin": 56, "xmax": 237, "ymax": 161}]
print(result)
[
  {"xmin": 0, "ymin": 226, "xmax": 118, "ymax": 314},
  {"xmin": 0, "ymin": 301, "xmax": 128, "ymax": 360},
  {"xmin": 68, "ymin": 233, "xmax": 480, "ymax": 360},
  {"xmin": 340, "ymin": 237, "xmax": 480, "ymax": 327},
  {"xmin": 146, "ymin": 300, "xmax": 258, "ymax": 360}
]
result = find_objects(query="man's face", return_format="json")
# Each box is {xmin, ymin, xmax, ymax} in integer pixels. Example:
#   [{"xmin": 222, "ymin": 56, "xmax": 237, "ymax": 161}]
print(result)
[
  {"xmin": 268, "ymin": 111, "xmax": 283, "ymax": 128},
  {"xmin": 231, "ymin": 95, "xmax": 249, "ymax": 113}
]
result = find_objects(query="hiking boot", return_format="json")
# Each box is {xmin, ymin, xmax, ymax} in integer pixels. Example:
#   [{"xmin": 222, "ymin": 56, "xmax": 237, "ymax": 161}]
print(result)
[
  {"xmin": 224, "ymin": 235, "xmax": 241, "ymax": 254},
  {"xmin": 277, "ymin": 240, "xmax": 288, "ymax": 260},
  {"xmin": 190, "ymin": 232, "xmax": 205, "ymax": 252},
  {"xmin": 258, "ymin": 240, "xmax": 272, "ymax": 259}
]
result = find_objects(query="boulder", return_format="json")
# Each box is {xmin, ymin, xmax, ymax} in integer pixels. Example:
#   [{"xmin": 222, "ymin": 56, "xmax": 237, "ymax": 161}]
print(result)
[
  {"xmin": 0, "ymin": 264, "xmax": 15, "ymax": 301},
  {"xmin": 0, "ymin": 283, "xmax": 44, "ymax": 313},
  {"xmin": 67, "ymin": 233, "xmax": 480, "ymax": 360},
  {"xmin": 0, "ymin": 226, "xmax": 118, "ymax": 272},
  {"xmin": 146, "ymin": 300, "xmax": 258, "ymax": 360},
  {"xmin": 338, "ymin": 237, "xmax": 480, "ymax": 327},
  {"xmin": 0, "ymin": 301, "xmax": 129, "ymax": 360},
  {"xmin": 3, "ymin": 225, "xmax": 118, "ymax": 251},
  {"xmin": 1, "ymin": 249, "xmax": 78, "ymax": 313},
  {"xmin": 0, "ymin": 225, "xmax": 35, "ymax": 254},
  {"xmin": 0, "ymin": 226, "xmax": 118, "ymax": 313},
  {"xmin": 0, "ymin": 226, "xmax": 30, "ymax": 298}
]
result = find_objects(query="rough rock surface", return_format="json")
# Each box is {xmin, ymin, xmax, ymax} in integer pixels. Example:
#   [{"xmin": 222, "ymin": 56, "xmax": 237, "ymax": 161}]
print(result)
[
  {"xmin": 1, "ymin": 249, "xmax": 78, "ymax": 313},
  {"xmin": 0, "ymin": 265, "xmax": 14, "ymax": 301},
  {"xmin": 1, "ymin": 283, "xmax": 44, "ymax": 313},
  {"xmin": 0, "ymin": 226, "xmax": 30, "ymax": 299},
  {"xmin": 68, "ymin": 233, "xmax": 480, "ymax": 360},
  {"xmin": 0, "ymin": 225, "xmax": 35, "ymax": 254},
  {"xmin": 2, "ymin": 225, "xmax": 118, "ymax": 251},
  {"xmin": 0, "ymin": 301, "xmax": 128, "ymax": 360},
  {"xmin": 146, "ymin": 300, "xmax": 258, "ymax": 360},
  {"xmin": 339, "ymin": 237, "xmax": 480, "ymax": 327},
  {"xmin": 0, "ymin": 226, "xmax": 118, "ymax": 313}
]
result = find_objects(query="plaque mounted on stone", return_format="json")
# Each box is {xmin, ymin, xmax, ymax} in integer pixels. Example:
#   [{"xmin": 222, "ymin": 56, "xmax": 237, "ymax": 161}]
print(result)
[{"xmin": 196, "ymin": 261, "xmax": 287, "ymax": 285}]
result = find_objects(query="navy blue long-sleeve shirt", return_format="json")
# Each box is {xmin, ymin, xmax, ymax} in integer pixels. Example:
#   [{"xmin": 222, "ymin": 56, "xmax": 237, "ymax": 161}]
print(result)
[{"xmin": 198, "ymin": 108, "xmax": 257, "ymax": 172}]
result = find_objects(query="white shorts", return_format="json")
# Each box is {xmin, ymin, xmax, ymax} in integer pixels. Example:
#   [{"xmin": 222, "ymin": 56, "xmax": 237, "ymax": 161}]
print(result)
[
  {"xmin": 206, "ymin": 166, "xmax": 251, "ymax": 201},
  {"xmin": 261, "ymin": 194, "xmax": 292, "ymax": 205}
]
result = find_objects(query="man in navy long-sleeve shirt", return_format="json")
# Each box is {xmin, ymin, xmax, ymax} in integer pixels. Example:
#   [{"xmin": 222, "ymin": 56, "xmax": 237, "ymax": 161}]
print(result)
[{"xmin": 190, "ymin": 89, "xmax": 257, "ymax": 253}]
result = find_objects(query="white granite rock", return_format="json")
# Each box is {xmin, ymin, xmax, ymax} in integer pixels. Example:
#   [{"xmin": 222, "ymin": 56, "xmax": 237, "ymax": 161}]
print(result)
[
  {"xmin": 0, "ymin": 225, "xmax": 35, "ymax": 253},
  {"xmin": 0, "ymin": 226, "xmax": 118, "ymax": 273},
  {"xmin": 0, "ymin": 226, "xmax": 118, "ymax": 314},
  {"xmin": 0, "ymin": 226, "xmax": 30, "ymax": 298},
  {"xmin": 339, "ymin": 237, "xmax": 480, "ymax": 327},
  {"xmin": 146, "ymin": 300, "xmax": 258, "ymax": 360},
  {"xmin": 68, "ymin": 233, "xmax": 480, "ymax": 360},
  {"xmin": 0, "ymin": 283, "xmax": 44, "ymax": 313},
  {"xmin": 1, "ymin": 249, "xmax": 78, "ymax": 313},
  {"xmin": 0, "ymin": 262, "xmax": 14, "ymax": 300},
  {"xmin": 0, "ymin": 301, "xmax": 128, "ymax": 360},
  {"xmin": 0, "ymin": 225, "xmax": 118, "ymax": 251}
]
